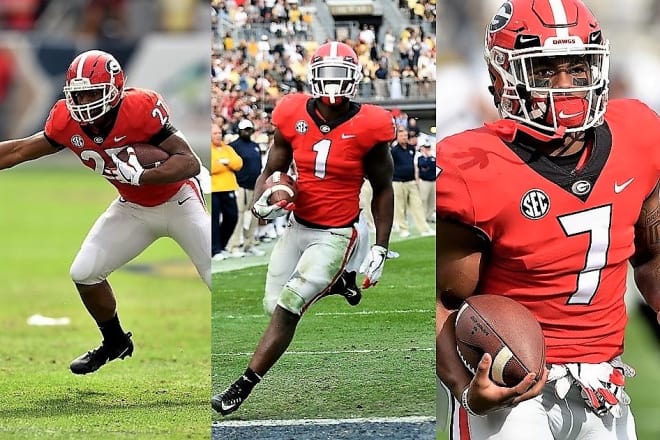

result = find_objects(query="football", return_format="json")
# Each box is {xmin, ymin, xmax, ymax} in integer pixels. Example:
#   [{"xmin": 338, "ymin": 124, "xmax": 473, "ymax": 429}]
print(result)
[
  {"xmin": 455, "ymin": 294, "xmax": 545, "ymax": 387},
  {"xmin": 265, "ymin": 171, "xmax": 297, "ymax": 204},
  {"xmin": 116, "ymin": 143, "xmax": 170, "ymax": 169}
]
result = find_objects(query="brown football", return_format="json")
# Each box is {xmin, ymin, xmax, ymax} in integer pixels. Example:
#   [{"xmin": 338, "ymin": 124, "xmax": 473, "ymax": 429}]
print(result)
[
  {"xmin": 455, "ymin": 294, "xmax": 545, "ymax": 387},
  {"xmin": 265, "ymin": 171, "xmax": 297, "ymax": 204},
  {"xmin": 116, "ymin": 143, "xmax": 170, "ymax": 169}
]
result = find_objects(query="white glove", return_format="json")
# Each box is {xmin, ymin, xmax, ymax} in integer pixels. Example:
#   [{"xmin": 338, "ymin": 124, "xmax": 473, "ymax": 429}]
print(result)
[
  {"xmin": 359, "ymin": 245, "xmax": 387, "ymax": 288},
  {"xmin": 251, "ymin": 187, "xmax": 295, "ymax": 220},
  {"xmin": 561, "ymin": 361, "xmax": 635, "ymax": 418},
  {"xmin": 111, "ymin": 147, "xmax": 144, "ymax": 186}
]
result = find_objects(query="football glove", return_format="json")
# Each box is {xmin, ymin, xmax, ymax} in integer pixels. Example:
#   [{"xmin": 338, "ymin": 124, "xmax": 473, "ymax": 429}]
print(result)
[
  {"xmin": 111, "ymin": 147, "xmax": 144, "ymax": 186},
  {"xmin": 552, "ymin": 360, "xmax": 635, "ymax": 418},
  {"xmin": 251, "ymin": 188, "xmax": 295, "ymax": 220},
  {"xmin": 359, "ymin": 245, "xmax": 387, "ymax": 289}
]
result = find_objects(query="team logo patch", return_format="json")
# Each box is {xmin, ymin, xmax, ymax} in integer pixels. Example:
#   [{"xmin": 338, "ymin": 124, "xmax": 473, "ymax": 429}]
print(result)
[
  {"xmin": 295, "ymin": 120, "xmax": 308, "ymax": 134},
  {"xmin": 93, "ymin": 136, "xmax": 104, "ymax": 144},
  {"xmin": 571, "ymin": 180, "xmax": 592, "ymax": 196},
  {"xmin": 489, "ymin": 1, "xmax": 513, "ymax": 33},
  {"xmin": 320, "ymin": 125, "xmax": 331, "ymax": 133},
  {"xmin": 520, "ymin": 189, "xmax": 550, "ymax": 220},
  {"xmin": 71, "ymin": 134, "xmax": 84, "ymax": 148}
]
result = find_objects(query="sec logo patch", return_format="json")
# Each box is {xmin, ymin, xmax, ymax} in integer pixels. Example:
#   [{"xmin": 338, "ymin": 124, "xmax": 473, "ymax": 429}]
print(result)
[
  {"xmin": 520, "ymin": 189, "xmax": 550, "ymax": 220},
  {"xmin": 295, "ymin": 120, "xmax": 308, "ymax": 134}
]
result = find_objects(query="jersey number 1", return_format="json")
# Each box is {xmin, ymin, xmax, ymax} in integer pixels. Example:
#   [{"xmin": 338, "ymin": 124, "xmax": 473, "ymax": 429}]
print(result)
[
  {"xmin": 557, "ymin": 205, "xmax": 612, "ymax": 305},
  {"xmin": 312, "ymin": 139, "xmax": 331, "ymax": 179}
]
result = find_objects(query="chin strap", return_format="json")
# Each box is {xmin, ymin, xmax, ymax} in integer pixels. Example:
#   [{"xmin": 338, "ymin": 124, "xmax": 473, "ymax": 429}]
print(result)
[{"xmin": 485, "ymin": 119, "xmax": 566, "ymax": 143}]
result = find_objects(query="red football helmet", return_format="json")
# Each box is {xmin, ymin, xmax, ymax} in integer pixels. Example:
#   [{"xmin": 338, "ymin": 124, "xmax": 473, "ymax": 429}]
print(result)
[
  {"xmin": 63, "ymin": 50, "xmax": 125, "ymax": 124},
  {"xmin": 485, "ymin": 0, "xmax": 610, "ymax": 134},
  {"xmin": 308, "ymin": 42, "xmax": 363, "ymax": 105}
]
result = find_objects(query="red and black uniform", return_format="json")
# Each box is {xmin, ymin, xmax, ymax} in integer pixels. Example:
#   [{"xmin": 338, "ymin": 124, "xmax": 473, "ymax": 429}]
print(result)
[
  {"xmin": 44, "ymin": 87, "xmax": 183, "ymax": 207},
  {"xmin": 438, "ymin": 99, "xmax": 660, "ymax": 364},
  {"xmin": 272, "ymin": 93, "xmax": 395, "ymax": 227}
]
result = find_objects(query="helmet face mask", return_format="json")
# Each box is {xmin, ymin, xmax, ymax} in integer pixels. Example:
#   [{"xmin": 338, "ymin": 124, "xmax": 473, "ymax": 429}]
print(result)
[
  {"xmin": 485, "ymin": 0, "xmax": 610, "ymax": 134},
  {"xmin": 308, "ymin": 42, "xmax": 363, "ymax": 106},
  {"xmin": 64, "ymin": 50, "xmax": 125, "ymax": 124}
]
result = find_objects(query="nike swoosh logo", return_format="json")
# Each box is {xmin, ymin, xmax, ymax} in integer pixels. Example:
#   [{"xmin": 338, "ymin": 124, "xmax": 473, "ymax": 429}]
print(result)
[
  {"xmin": 614, "ymin": 178, "xmax": 634, "ymax": 194},
  {"xmin": 341, "ymin": 134, "xmax": 356, "ymax": 139},
  {"xmin": 114, "ymin": 135, "xmax": 127, "ymax": 143},
  {"xmin": 519, "ymin": 36, "xmax": 537, "ymax": 44},
  {"xmin": 221, "ymin": 402, "xmax": 236, "ymax": 411},
  {"xmin": 177, "ymin": 197, "xmax": 192, "ymax": 205},
  {"xmin": 558, "ymin": 110, "xmax": 583, "ymax": 119}
]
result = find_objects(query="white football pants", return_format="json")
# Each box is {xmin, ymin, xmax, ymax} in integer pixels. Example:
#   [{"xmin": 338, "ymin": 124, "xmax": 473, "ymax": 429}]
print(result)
[{"xmin": 70, "ymin": 180, "xmax": 211, "ymax": 289}]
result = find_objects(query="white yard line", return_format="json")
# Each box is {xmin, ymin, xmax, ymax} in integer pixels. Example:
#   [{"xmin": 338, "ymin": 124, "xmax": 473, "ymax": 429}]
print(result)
[
  {"xmin": 221, "ymin": 309, "xmax": 431, "ymax": 319},
  {"xmin": 212, "ymin": 415, "xmax": 436, "ymax": 427},
  {"xmin": 212, "ymin": 347, "xmax": 433, "ymax": 357}
]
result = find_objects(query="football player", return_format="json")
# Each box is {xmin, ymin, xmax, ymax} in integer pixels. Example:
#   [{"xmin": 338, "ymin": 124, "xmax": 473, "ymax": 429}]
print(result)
[
  {"xmin": 0, "ymin": 50, "xmax": 211, "ymax": 374},
  {"xmin": 212, "ymin": 41, "xmax": 396, "ymax": 415},
  {"xmin": 437, "ymin": 0, "xmax": 660, "ymax": 439}
]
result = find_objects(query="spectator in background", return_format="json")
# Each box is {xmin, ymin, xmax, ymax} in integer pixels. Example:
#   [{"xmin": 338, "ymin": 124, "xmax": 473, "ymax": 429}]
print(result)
[
  {"xmin": 211, "ymin": 123, "xmax": 243, "ymax": 261},
  {"xmin": 391, "ymin": 128, "xmax": 434, "ymax": 238},
  {"xmin": 416, "ymin": 140, "xmax": 435, "ymax": 223},
  {"xmin": 78, "ymin": 0, "xmax": 127, "ymax": 40},
  {"xmin": 227, "ymin": 119, "xmax": 266, "ymax": 258},
  {"xmin": 158, "ymin": 0, "xmax": 197, "ymax": 32}
]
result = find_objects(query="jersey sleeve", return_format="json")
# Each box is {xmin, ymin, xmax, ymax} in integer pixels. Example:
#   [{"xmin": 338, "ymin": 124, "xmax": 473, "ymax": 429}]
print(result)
[
  {"xmin": 123, "ymin": 88, "xmax": 178, "ymax": 144},
  {"xmin": 436, "ymin": 138, "xmax": 476, "ymax": 226},
  {"xmin": 363, "ymin": 105, "xmax": 396, "ymax": 145},
  {"xmin": 43, "ymin": 100, "xmax": 70, "ymax": 147},
  {"xmin": 271, "ymin": 94, "xmax": 301, "ymax": 131}
]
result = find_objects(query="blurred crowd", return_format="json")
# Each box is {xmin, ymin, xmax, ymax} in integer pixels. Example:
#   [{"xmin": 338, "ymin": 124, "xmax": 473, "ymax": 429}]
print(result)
[
  {"xmin": 1, "ymin": 0, "xmax": 209, "ymax": 37},
  {"xmin": 212, "ymin": 16, "xmax": 436, "ymax": 138},
  {"xmin": 399, "ymin": 0, "xmax": 436, "ymax": 23}
]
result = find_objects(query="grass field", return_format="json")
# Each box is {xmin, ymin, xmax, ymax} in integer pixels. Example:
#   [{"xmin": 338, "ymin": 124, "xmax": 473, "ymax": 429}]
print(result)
[
  {"xmin": 436, "ymin": 300, "xmax": 660, "ymax": 440},
  {"xmin": 0, "ymin": 167, "xmax": 210, "ymax": 439},
  {"xmin": 211, "ymin": 236, "xmax": 436, "ymax": 422}
]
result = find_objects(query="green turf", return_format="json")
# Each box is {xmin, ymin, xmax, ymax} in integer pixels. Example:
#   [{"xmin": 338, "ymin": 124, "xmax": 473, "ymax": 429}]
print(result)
[
  {"xmin": 211, "ymin": 236, "xmax": 436, "ymax": 421},
  {"xmin": 0, "ymin": 167, "xmax": 210, "ymax": 439}
]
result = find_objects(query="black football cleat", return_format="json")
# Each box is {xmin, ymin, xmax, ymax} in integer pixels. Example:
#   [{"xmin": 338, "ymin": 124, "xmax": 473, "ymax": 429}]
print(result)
[
  {"xmin": 70, "ymin": 332, "xmax": 134, "ymax": 375},
  {"xmin": 212, "ymin": 380, "xmax": 253, "ymax": 416},
  {"xmin": 328, "ymin": 271, "xmax": 362, "ymax": 306}
]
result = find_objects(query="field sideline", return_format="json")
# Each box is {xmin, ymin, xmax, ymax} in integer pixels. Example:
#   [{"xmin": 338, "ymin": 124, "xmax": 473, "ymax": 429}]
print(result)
[
  {"xmin": 0, "ymin": 167, "xmax": 210, "ymax": 439},
  {"xmin": 211, "ymin": 235, "xmax": 436, "ymax": 438}
]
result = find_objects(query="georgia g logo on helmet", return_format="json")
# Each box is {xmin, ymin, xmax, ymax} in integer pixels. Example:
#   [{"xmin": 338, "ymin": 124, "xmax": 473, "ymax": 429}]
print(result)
[
  {"xmin": 308, "ymin": 41, "xmax": 364, "ymax": 106},
  {"xmin": 489, "ymin": 1, "xmax": 513, "ymax": 33}
]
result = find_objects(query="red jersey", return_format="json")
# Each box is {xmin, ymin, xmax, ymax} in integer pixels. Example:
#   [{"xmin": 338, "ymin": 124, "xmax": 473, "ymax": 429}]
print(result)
[
  {"xmin": 44, "ymin": 87, "xmax": 185, "ymax": 207},
  {"xmin": 272, "ymin": 93, "xmax": 395, "ymax": 227},
  {"xmin": 437, "ymin": 99, "xmax": 660, "ymax": 364}
]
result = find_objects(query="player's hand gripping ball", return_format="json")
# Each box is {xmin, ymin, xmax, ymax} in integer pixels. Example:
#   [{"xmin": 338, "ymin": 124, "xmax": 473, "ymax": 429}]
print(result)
[
  {"xmin": 454, "ymin": 294, "xmax": 546, "ymax": 387},
  {"xmin": 252, "ymin": 171, "xmax": 297, "ymax": 220},
  {"xmin": 116, "ymin": 143, "xmax": 170, "ymax": 169}
]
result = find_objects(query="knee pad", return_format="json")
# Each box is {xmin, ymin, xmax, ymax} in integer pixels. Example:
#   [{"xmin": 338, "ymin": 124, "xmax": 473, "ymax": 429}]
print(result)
[{"xmin": 70, "ymin": 248, "xmax": 106, "ymax": 285}]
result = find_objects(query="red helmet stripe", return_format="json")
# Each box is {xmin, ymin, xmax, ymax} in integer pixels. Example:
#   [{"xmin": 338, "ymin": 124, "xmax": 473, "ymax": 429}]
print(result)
[{"xmin": 548, "ymin": 0, "xmax": 570, "ymax": 37}]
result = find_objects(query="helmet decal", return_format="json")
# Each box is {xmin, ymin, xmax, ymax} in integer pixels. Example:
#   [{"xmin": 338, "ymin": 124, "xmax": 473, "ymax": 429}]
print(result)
[{"xmin": 489, "ymin": 1, "xmax": 513, "ymax": 33}]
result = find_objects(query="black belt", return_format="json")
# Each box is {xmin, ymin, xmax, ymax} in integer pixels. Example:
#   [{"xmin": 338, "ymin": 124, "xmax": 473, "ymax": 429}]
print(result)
[{"xmin": 294, "ymin": 214, "xmax": 359, "ymax": 230}]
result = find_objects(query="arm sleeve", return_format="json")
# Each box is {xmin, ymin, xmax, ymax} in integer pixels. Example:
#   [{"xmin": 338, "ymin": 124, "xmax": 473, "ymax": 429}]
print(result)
[{"xmin": 436, "ymin": 140, "xmax": 476, "ymax": 226}]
